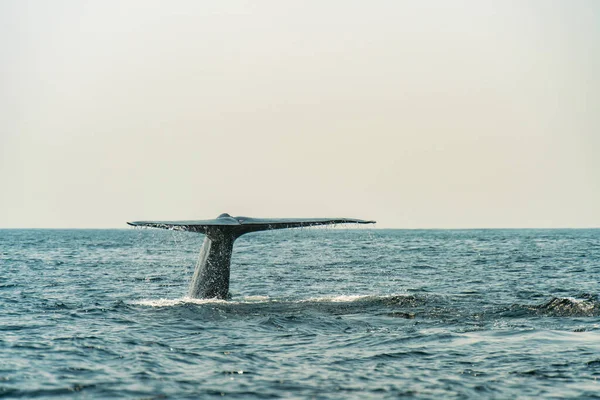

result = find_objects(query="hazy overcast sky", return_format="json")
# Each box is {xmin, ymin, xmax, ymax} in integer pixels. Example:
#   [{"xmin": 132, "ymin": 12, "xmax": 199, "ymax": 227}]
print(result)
[{"xmin": 1, "ymin": 0, "xmax": 598, "ymax": 228}]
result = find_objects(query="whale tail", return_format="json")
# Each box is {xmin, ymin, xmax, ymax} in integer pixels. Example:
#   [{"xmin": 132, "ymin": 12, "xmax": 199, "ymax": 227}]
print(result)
[
  {"xmin": 127, "ymin": 213, "xmax": 375, "ymax": 235},
  {"xmin": 128, "ymin": 213, "xmax": 375, "ymax": 299}
]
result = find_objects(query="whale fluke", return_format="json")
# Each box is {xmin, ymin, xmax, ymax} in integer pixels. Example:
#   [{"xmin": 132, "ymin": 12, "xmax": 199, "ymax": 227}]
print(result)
[
  {"xmin": 127, "ymin": 214, "xmax": 375, "ymax": 233},
  {"xmin": 128, "ymin": 213, "xmax": 375, "ymax": 299}
]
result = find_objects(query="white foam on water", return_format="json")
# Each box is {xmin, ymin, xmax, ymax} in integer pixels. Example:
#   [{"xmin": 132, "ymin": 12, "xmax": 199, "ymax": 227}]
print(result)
[
  {"xmin": 131, "ymin": 297, "xmax": 228, "ymax": 307},
  {"xmin": 302, "ymin": 294, "xmax": 378, "ymax": 303},
  {"xmin": 131, "ymin": 295, "xmax": 273, "ymax": 307},
  {"xmin": 242, "ymin": 295, "xmax": 271, "ymax": 302},
  {"xmin": 132, "ymin": 294, "xmax": 407, "ymax": 307}
]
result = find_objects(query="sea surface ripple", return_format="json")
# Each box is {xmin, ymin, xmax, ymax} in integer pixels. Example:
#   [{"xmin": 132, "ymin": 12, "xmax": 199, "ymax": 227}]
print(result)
[{"xmin": 1, "ymin": 228, "xmax": 599, "ymax": 398}]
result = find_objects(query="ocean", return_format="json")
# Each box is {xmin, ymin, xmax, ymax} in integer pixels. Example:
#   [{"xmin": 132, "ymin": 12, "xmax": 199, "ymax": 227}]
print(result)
[{"xmin": 1, "ymin": 228, "xmax": 599, "ymax": 399}]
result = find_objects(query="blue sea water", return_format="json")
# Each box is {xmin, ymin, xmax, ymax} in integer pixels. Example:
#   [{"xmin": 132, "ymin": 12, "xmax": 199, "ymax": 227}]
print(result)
[{"xmin": 1, "ymin": 228, "xmax": 600, "ymax": 399}]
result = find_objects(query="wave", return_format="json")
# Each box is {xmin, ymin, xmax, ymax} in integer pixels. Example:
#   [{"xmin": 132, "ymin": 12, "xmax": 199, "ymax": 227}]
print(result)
[
  {"xmin": 130, "ymin": 294, "xmax": 600, "ymax": 320},
  {"xmin": 495, "ymin": 296, "xmax": 600, "ymax": 319},
  {"xmin": 131, "ymin": 293, "xmax": 427, "ymax": 308},
  {"xmin": 529, "ymin": 296, "xmax": 599, "ymax": 317}
]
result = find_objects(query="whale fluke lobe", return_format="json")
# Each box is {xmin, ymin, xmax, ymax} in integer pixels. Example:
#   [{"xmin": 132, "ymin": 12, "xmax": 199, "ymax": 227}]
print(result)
[{"xmin": 128, "ymin": 214, "xmax": 376, "ymax": 299}]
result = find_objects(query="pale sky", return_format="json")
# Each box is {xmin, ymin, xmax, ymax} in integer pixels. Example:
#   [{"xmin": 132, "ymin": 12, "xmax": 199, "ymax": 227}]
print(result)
[{"xmin": 1, "ymin": 0, "xmax": 599, "ymax": 229}]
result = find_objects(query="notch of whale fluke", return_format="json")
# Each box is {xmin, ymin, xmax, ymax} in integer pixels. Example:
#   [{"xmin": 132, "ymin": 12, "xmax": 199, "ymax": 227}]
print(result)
[{"xmin": 128, "ymin": 213, "xmax": 375, "ymax": 299}]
